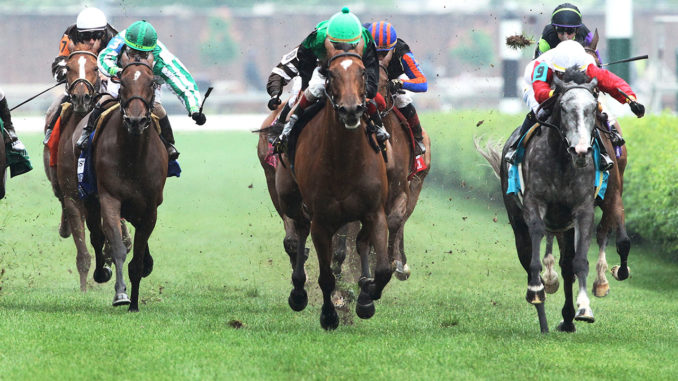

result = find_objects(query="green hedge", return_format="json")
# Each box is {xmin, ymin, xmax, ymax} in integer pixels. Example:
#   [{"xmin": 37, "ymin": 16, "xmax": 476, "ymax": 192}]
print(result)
[{"xmin": 421, "ymin": 110, "xmax": 678, "ymax": 254}]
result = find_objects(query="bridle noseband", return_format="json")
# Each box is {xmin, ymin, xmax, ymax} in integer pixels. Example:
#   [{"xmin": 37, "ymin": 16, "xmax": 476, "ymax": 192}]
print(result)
[
  {"xmin": 535, "ymin": 84, "xmax": 598, "ymax": 148},
  {"xmin": 323, "ymin": 52, "xmax": 367, "ymax": 111},
  {"xmin": 119, "ymin": 61, "xmax": 155, "ymax": 126},
  {"xmin": 66, "ymin": 50, "xmax": 100, "ymax": 105}
]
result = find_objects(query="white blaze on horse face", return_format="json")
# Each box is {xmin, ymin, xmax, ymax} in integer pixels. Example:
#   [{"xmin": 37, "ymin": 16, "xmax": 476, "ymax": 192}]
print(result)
[
  {"xmin": 78, "ymin": 56, "xmax": 87, "ymax": 79},
  {"xmin": 134, "ymin": 71, "xmax": 141, "ymax": 81},
  {"xmin": 340, "ymin": 59, "xmax": 353, "ymax": 71}
]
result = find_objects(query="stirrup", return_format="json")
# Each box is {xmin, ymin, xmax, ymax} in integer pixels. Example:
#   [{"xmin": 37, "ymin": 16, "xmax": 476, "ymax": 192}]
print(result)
[
  {"xmin": 415, "ymin": 139, "xmax": 426, "ymax": 155},
  {"xmin": 76, "ymin": 132, "xmax": 91, "ymax": 150},
  {"xmin": 610, "ymin": 131, "xmax": 625, "ymax": 147},
  {"xmin": 600, "ymin": 155, "xmax": 614, "ymax": 171},
  {"xmin": 504, "ymin": 148, "xmax": 517, "ymax": 164},
  {"xmin": 167, "ymin": 144, "xmax": 180, "ymax": 160},
  {"xmin": 272, "ymin": 135, "xmax": 287, "ymax": 154}
]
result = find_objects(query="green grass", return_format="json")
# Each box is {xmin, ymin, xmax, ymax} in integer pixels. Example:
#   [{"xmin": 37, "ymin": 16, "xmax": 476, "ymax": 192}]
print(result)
[{"xmin": 1, "ymin": 123, "xmax": 677, "ymax": 380}]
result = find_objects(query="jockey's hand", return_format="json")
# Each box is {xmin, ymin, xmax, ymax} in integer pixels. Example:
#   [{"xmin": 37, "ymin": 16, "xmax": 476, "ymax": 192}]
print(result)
[
  {"xmin": 267, "ymin": 96, "xmax": 281, "ymax": 111},
  {"xmin": 389, "ymin": 79, "xmax": 404, "ymax": 94},
  {"xmin": 629, "ymin": 101, "xmax": 645, "ymax": 118},
  {"xmin": 55, "ymin": 68, "xmax": 67, "ymax": 83},
  {"xmin": 192, "ymin": 112, "xmax": 207, "ymax": 126}
]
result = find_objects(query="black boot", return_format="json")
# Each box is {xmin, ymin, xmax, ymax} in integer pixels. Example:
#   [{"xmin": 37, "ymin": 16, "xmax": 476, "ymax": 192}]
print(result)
[
  {"xmin": 504, "ymin": 111, "xmax": 537, "ymax": 164},
  {"xmin": 76, "ymin": 104, "xmax": 105, "ymax": 150},
  {"xmin": 368, "ymin": 110, "xmax": 390, "ymax": 144},
  {"xmin": 595, "ymin": 129, "xmax": 614, "ymax": 171},
  {"xmin": 44, "ymin": 95, "xmax": 70, "ymax": 145},
  {"xmin": 272, "ymin": 102, "xmax": 292, "ymax": 130},
  {"xmin": 273, "ymin": 105, "xmax": 304, "ymax": 154},
  {"xmin": 400, "ymin": 104, "xmax": 426, "ymax": 155},
  {"xmin": 158, "ymin": 116, "xmax": 179, "ymax": 160},
  {"xmin": 0, "ymin": 98, "xmax": 24, "ymax": 150}
]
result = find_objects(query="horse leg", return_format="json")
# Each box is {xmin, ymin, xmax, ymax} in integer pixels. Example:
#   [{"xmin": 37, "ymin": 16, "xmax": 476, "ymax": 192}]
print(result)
[
  {"xmin": 388, "ymin": 193, "xmax": 409, "ymax": 281},
  {"xmin": 365, "ymin": 210, "xmax": 391, "ymax": 302},
  {"xmin": 128, "ymin": 213, "xmax": 156, "ymax": 312},
  {"xmin": 311, "ymin": 221, "xmax": 339, "ymax": 330},
  {"xmin": 63, "ymin": 196, "xmax": 91, "ymax": 292},
  {"xmin": 573, "ymin": 211, "xmax": 595, "ymax": 323},
  {"xmin": 331, "ymin": 223, "xmax": 349, "ymax": 277},
  {"xmin": 85, "ymin": 198, "xmax": 111, "ymax": 283},
  {"xmin": 99, "ymin": 194, "xmax": 130, "ymax": 306},
  {"xmin": 288, "ymin": 219, "xmax": 310, "ymax": 312},
  {"xmin": 610, "ymin": 197, "xmax": 631, "ymax": 281},
  {"xmin": 542, "ymin": 233, "xmax": 559, "ymax": 294},
  {"xmin": 355, "ymin": 222, "xmax": 375, "ymax": 319},
  {"xmin": 593, "ymin": 208, "xmax": 612, "ymax": 297},
  {"xmin": 556, "ymin": 230, "xmax": 576, "ymax": 332},
  {"xmin": 515, "ymin": 207, "xmax": 548, "ymax": 333}
]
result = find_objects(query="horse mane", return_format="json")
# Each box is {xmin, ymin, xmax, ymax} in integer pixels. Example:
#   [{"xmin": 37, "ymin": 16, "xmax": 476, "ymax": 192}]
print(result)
[{"xmin": 562, "ymin": 66, "xmax": 590, "ymax": 85}]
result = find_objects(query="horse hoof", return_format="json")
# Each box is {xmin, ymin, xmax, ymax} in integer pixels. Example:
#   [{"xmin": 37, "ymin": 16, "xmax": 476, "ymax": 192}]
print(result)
[
  {"xmin": 611, "ymin": 265, "xmax": 630, "ymax": 281},
  {"xmin": 592, "ymin": 280, "xmax": 610, "ymax": 298},
  {"xmin": 93, "ymin": 266, "xmax": 112, "ymax": 283},
  {"xmin": 574, "ymin": 307, "xmax": 595, "ymax": 323},
  {"xmin": 356, "ymin": 291, "xmax": 375, "ymax": 319},
  {"xmin": 58, "ymin": 220, "xmax": 71, "ymax": 238},
  {"xmin": 526, "ymin": 285, "xmax": 546, "ymax": 304},
  {"xmin": 320, "ymin": 305, "xmax": 339, "ymax": 330},
  {"xmin": 113, "ymin": 293, "xmax": 131, "ymax": 306},
  {"xmin": 543, "ymin": 275, "xmax": 559, "ymax": 294},
  {"xmin": 557, "ymin": 320, "xmax": 576, "ymax": 333},
  {"xmin": 288, "ymin": 289, "xmax": 308, "ymax": 311},
  {"xmin": 394, "ymin": 262, "xmax": 411, "ymax": 281}
]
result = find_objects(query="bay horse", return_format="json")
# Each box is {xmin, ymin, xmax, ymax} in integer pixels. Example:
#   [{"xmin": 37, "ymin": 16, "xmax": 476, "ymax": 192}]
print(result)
[
  {"xmin": 42, "ymin": 44, "xmax": 101, "ymax": 291},
  {"xmin": 84, "ymin": 52, "xmax": 167, "ymax": 311},
  {"xmin": 273, "ymin": 40, "xmax": 391, "ymax": 330},
  {"xmin": 477, "ymin": 68, "xmax": 601, "ymax": 333}
]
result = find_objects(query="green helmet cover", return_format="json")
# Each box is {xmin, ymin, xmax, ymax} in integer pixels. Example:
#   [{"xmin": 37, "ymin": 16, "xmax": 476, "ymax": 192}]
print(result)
[
  {"xmin": 124, "ymin": 20, "xmax": 158, "ymax": 51},
  {"xmin": 327, "ymin": 7, "xmax": 362, "ymax": 44}
]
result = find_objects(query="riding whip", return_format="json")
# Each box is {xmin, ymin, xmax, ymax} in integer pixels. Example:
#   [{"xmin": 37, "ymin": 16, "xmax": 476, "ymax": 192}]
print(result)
[
  {"xmin": 10, "ymin": 80, "xmax": 67, "ymax": 111},
  {"xmin": 199, "ymin": 87, "xmax": 214, "ymax": 114},
  {"xmin": 603, "ymin": 55, "xmax": 648, "ymax": 67}
]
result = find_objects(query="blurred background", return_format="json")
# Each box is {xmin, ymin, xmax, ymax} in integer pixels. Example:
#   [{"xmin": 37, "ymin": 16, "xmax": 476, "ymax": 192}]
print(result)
[{"xmin": 1, "ymin": 0, "xmax": 677, "ymax": 116}]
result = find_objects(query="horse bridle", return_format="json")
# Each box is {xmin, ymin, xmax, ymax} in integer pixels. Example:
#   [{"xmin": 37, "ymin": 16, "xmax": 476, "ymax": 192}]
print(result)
[
  {"xmin": 535, "ymin": 84, "xmax": 599, "ymax": 147},
  {"xmin": 119, "ymin": 61, "xmax": 155, "ymax": 123},
  {"xmin": 378, "ymin": 63, "xmax": 396, "ymax": 116},
  {"xmin": 65, "ymin": 50, "xmax": 100, "ymax": 103},
  {"xmin": 323, "ymin": 52, "xmax": 367, "ymax": 111}
]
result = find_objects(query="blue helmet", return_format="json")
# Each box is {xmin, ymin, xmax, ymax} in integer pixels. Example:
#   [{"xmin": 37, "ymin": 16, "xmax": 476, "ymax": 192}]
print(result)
[{"xmin": 366, "ymin": 22, "xmax": 397, "ymax": 51}]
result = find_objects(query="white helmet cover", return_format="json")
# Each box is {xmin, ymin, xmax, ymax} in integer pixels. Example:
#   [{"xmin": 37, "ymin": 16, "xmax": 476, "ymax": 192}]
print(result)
[
  {"xmin": 76, "ymin": 8, "xmax": 107, "ymax": 32},
  {"xmin": 548, "ymin": 40, "xmax": 595, "ymax": 73}
]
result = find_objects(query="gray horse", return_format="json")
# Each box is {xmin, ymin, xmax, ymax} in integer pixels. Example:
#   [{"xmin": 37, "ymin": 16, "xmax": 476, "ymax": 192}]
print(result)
[{"xmin": 478, "ymin": 68, "xmax": 600, "ymax": 333}]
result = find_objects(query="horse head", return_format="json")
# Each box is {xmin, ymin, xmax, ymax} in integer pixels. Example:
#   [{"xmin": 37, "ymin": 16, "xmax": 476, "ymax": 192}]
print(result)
[
  {"xmin": 66, "ymin": 42, "xmax": 100, "ymax": 114},
  {"xmin": 323, "ymin": 38, "xmax": 367, "ymax": 129},
  {"xmin": 552, "ymin": 67, "xmax": 599, "ymax": 168},
  {"xmin": 584, "ymin": 29, "xmax": 601, "ymax": 67},
  {"xmin": 377, "ymin": 48, "xmax": 395, "ymax": 102},
  {"xmin": 118, "ymin": 53, "xmax": 155, "ymax": 136}
]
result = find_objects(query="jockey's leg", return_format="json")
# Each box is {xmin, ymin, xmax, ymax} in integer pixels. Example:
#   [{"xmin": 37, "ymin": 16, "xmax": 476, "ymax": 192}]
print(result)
[
  {"xmin": 44, "ymin": 94, "xmax": 70, "ymax": 145},
  {"xmin": 504, "ymin": 110, "xmax": 537, "ymax": 164},
  {"xmin": 274, "ymin": 92, "xmax": 311, "ymax": 153},
  {"xmin": 367, "ymin": 92, "xmax": 390, "ymax": 144},
  {"xmin": 398, "ymin": 101, "xmax": 425, "ymax": 155},
  {"xmin": 76, "ymin": 94, "xmax": 114, "ymax": 150},
  {"xmin": 595, "ymin": 129, "xmax": 614, "ymax": 171},
  {"xmin": 153, "ymin": 103, "xmax": 179, "ymax": 160},
  {"xmin": 1, "ymin": 93, "xmax": 32, "ymax": 176},
  {"xmin": 0, "ymin": 96, "xmax": 24, "ymax": 151}
]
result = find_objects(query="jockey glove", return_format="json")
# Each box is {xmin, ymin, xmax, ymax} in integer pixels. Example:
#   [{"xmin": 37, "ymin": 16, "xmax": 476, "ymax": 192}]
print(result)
[
  {"xmin": 267, "ymin": 96, "xmax": 281, "ymax": 111},
  {"xmin": 389, "ymin": 79, "xmax": 404, "ymax": 94},
  {"xmin": 629, "ymin": 101, "xmax": 645, "ymax": 118},
  {"xmin": 192, "ymin": 112, "xmax": 207, "ymax": 125}
]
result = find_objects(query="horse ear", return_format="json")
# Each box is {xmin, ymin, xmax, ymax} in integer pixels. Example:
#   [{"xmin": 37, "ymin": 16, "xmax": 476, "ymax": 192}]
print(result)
[
  {"xmin": 355, "ymin": 38, "xmax": 365, "ymax": 55},
  {"xmin": 120, "ymin": 49, "xmax": 130, "ymax": 66},
  {"xmin": 588, "ymin": 77, "xmax": 598, "ymax": 91},
  {"xmin": 589, "ymin": 29, "xmax": 599, "ymax": 50},
  {"xmin": 383, "ymin": 48, "xmax": 394, "ymax": 66},
  {"xmin": 324, "ymin": 38, "xmax": 337, "ymax": 59}
]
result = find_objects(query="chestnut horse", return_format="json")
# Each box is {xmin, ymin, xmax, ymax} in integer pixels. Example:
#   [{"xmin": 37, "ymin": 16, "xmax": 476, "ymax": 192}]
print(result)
[
  {"xmin": 43, "ymin": 45, "xmax": 101, "ymax": 291},
  {"xmin": 84, "ymin": 53, "xmax": 167, "ymax": 311},
  {"xmin": 273, "ymin": 41, "xmax": 391, "ymax": 330}
]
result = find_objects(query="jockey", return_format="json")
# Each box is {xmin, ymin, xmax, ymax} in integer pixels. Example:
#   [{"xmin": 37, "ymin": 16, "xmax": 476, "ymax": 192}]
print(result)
[
  {"xmin": 76, "ymin": 20, "xmax": 206, "ymax": 160},
  {"xmin": 366, "ymin": 21, "xmax": 428, "ymax": 155},
  {"xmin": 534, "ymin": 3, "xmax": 599, "ymax": 62},
  {"xmin": 504, "ymin": 40, "xmax": 645, "ymax": 168},
  {"xmin": 1, "ymin": 87, "xmax": 32, "ymax": 177},
  {"xmin": 267, "ymin": 7, "xmax": 389, "ymax": 152},
  {"xmin": 45, "ymin": 7, "xmax": 118, "ymax": 144}
]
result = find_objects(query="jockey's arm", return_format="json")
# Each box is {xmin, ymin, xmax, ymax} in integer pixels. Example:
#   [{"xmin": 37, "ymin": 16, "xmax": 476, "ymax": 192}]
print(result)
[
  {"xmin": 98, "ymin": 33, "xmax": 125, "ymax": 78},
  {"xmin": 51, "ymin": 29, "xmax": 73, "ymax": 81},
  {"xmin": 267, "ymin": 47, "xmax": 301, "ymax": 98},
  {"xmin": 586, "ymin": 64, "xmax": 636, "ymax": 104},
  {"xmin": 531, "ymin": 62, "xmax": 555, "ymax": 104},
  {"xmin": 399, "ymin": 51, "xmax": 427, "ymax": 92},
  {"xmin": 155, "ymin": 41, "xmax": 202, "ymax": 115}
]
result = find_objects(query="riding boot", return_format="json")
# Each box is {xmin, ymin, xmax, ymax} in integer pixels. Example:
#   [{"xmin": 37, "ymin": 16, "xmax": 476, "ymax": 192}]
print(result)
[
  {"xmin": 504, "ymin": 111, "xmax": 537, "ymax": 164},
  {"xmin": 0, "ymin": 98, "xmax": 25, "ymax": 151},
  {"xmin": 44, "ymin": 94, "xmax": 70, "ymax": 145},
  {"xmin": 595, "ymin": 129, "xmax": 614, "ymax": 171},
  {"xmin": 159, "ymin": 116, "xmax": 180, "ymax": 160},
  {"xmin": 274, "ymin": 105, "xmax": 304, "ymax": 154},
  {"xmin": 399, "ymin": 104, "xmax": 426, "ymax": 155},
  {"xmin": 271, "ymin": 101, "xmax": 292, "ymax": 130},
  {"xmin": 76, "ymin": 104, "xmax": 105, "ymax": 150}
]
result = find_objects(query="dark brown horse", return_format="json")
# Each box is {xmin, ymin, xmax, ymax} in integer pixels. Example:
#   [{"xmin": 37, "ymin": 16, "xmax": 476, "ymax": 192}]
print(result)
[
  {"xmin": 43, "ymin": 44, "xmax": 101, "ymax": 291},
  {"xmin": 84, "ymin": 53, "xmax": 167, "ymax": 310},
  {"xmin": 272, "ymin": 40, "xmax": 391, "ymax": 330},
  {"xmin": 0, "ymin": 134, "xmax": 5, "ymax": 199},
  {"xmin": 377, "ymin": 49, "xmax": 431, "ymax": 280}
]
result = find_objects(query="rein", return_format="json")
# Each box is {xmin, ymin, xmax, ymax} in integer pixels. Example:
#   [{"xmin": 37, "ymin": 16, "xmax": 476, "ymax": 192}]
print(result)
[
  {"xmin": 65, "ymin": 50, "xmax": 101, "ymax": 103},
  {"xmin": 534, "ymin": 84, "xmax": 598, "ymax": 147},
  {"xmin": 119, "ymin": 62, "xmax": 155, "ymax": 121},
  {"xmin": 323, "ymin": 52, "xmax": 366, "ymax": 111}
]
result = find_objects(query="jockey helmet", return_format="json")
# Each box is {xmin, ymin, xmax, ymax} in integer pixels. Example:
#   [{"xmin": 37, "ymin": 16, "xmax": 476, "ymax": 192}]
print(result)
[
  {"xmin": 551, "ymin": 3, "xmax": 583, "ymax": 28},
  {"xmin": 76, "ymin": 7, "xmax": 107, "ymax": 32},
  {"xmin": 327, "ymin": 7, "xmax": 363, "ymax": 44},
  {"xmin": 366, "ymin": 22, "xmax": 397, "ymax": 51},
  {"xmin": 124, "ymin": 20, "xmax": 158, "ymax": 52},
  {"xmin": 548, "ymin": 40, "xmax": 593, "ymax": 72}
]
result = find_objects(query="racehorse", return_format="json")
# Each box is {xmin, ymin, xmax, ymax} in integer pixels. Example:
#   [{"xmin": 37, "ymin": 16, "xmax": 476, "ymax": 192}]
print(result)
[
  {"xmin": 377, "ymin": 48, "xmax": 431, "ymax": 280},
  {"xmin": 83, "ymin": 51, "xmax": 167, "ymax": 310},
  {"xmin": 0, "ymin": 135, "xmax": 5, "ymax": 199},
  {"xmin": 43, "ymin": 44, "xmax": 102, "ymax": 291},
  {"xmin": 477, "ymin": 68, "xmax": 601, "ymax": 333},
  {"xmin": 268, "ymin": 40, "xmax": 391, "ymax": 330}
]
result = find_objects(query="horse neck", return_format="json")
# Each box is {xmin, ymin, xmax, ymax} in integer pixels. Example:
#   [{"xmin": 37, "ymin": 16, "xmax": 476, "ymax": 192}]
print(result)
[
  {"xmin": 111, "ymin": 112, "xmax": 154, "ymax": 163},
  {"xmin": 317, "ymin": 100, "xmax": 370, "ymax": 165}
]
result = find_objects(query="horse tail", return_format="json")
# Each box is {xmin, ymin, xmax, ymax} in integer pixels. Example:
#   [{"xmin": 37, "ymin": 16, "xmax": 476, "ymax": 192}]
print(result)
[
  {"xmin": 473, "ymin": 136, "xmax": 502, "ymax": 179},
  {"xmin": 253, "ymin": 124, "xmax": 283, "ymax": 140}
]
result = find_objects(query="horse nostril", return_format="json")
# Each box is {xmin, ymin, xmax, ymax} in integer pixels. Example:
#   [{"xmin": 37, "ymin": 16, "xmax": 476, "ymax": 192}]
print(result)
[
  {"xmin": 338, "ymin": 106, "xmax": 347, "ymax": 114},
  {"xmin": 356, "ymin": 104, "xmax": 365, "ymax": 113}
]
